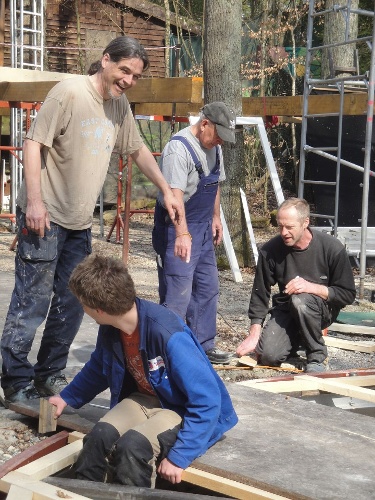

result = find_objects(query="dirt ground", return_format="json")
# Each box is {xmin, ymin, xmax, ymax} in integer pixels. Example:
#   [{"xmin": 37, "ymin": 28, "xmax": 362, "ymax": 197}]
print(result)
[{"xmin": 0, "ymin": 213, "xmax": 374, "ymax": 466}]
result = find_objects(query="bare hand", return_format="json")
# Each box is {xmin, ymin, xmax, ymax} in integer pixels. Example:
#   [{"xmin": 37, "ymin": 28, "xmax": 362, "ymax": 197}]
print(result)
[
  {"xmin": 157, "ymin": 458, "xmax": 183, "ymax": 484},
  {"xmin": 174, "ymin": 234, "xmax": 192, "ymax": 263},
  {"xmin": 236, "ymin": 326, "xmax": 261, "ymax": 357},
  {"xmin": 26, "ymin": 200, "xmax": 50, "ymax": 238},
  {"xmin": 284, "ymin": 276, "xmax": 308, "ymax": 295},
  {"xmin": 48, "ymin": 395, "xmax": 67, "ymax": 418},
  {"xmin": 163, "ymin": 190, "xmax": 183, "ymax": 226},
  {"xmin": 212, "ymin": 217, "xmax": 223, "ymax": 246}
]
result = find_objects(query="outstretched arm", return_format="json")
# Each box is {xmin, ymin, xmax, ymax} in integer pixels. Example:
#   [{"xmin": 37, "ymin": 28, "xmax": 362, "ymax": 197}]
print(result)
[
  {"xmin": 236, "ymin": 323, "xmax": 262, "ymax": 357},
  {"xmin": 171, "ymin": 188, "xmax": 191, "ymax": 263},
  {"xmin": 131, "ymin": 145, "xmax": 183, "ymax": 225}
]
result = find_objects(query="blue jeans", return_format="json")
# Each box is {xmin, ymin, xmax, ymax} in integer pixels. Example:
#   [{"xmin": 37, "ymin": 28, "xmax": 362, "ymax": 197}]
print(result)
[{"xmin": 1, "ymin": 208, "xmax": 92, "ymax": 394}]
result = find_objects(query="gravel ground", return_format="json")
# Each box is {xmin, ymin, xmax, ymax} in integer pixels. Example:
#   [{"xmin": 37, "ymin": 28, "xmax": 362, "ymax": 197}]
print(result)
[{"xmin": 0, "ymin": 213, "xmax": 374, "ymax": 466}]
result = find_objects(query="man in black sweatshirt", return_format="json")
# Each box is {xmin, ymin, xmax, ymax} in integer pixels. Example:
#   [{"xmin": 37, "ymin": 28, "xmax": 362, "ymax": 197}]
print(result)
[{"xmin": 236, "ymin": 198, "xmax": 356, "ymax": 372}]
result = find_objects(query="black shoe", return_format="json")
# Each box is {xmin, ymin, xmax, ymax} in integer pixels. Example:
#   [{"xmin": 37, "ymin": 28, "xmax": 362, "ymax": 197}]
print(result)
[
  {"xmin": 205, "ymin": 348, "xmax": 235, "ymax": 365},
  {"xmin": 4, "ymin": 384, "xmax": 40, "ymax": 408},
  {"xmin": 34, "ymin": 374, "xmax": 68, "ymax": 397}
]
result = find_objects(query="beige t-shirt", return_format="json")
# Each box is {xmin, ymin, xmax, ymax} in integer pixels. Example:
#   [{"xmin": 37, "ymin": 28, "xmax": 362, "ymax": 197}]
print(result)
[{"xmin": 17, "ymin": 75, "xmax": 144, "ymax": 229}]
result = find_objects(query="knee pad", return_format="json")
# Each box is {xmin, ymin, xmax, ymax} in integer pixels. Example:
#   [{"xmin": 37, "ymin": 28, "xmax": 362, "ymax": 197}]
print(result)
[
  {"xmin": 113, "ymin": 429, "xmax": 154, "ymax": 487},
  {"xmin": 75, "ymin": 422, "xmax": 120, "ymax": 482}
]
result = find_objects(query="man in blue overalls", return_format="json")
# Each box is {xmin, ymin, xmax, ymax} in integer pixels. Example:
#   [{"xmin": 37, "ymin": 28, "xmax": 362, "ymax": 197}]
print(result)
[{"xmin": 152, "ymin": 102, "xmax": 236, "ymax": 365}]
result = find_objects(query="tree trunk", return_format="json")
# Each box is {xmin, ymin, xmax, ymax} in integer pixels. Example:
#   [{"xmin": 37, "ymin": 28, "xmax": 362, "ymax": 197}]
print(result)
[
  {"xmin": 203, "ymin": 0, "xmax": 251, "ymax": 267},
  {"xmin": 321, "ymin": 0, "xmax": 359, "ymax": 79}
]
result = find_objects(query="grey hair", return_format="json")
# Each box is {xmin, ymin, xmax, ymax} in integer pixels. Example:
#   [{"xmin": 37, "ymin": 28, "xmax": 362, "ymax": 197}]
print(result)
[{"xmin": 278, "ymin": 198, "xmax": 310, "ymax": 221}]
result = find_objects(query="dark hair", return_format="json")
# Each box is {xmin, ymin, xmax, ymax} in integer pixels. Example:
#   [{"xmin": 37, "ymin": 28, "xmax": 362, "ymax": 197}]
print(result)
[
  {"xmin": 87, "ymin": 60, "xmax": 102, "ymax": 75},
  {"xmin": 103, "ymin": 36, "xmax": 149, "ymax": 71},
  {"xmin": 278, "ymin": 197, "xmax": 310, "ymax": 221},
  {"xmin": 69, "ymin": 254, "xmax": 136, "ymax": 315}
]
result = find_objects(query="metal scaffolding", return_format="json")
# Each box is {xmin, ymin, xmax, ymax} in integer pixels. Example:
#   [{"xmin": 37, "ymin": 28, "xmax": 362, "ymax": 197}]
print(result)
[{"xmin": 299, "ymin": 1, "xmax": 375, "ymax": 298}]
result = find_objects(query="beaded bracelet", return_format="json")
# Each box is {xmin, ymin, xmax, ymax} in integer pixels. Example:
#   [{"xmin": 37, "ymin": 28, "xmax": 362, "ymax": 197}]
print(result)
[{"xmin": 175, "ymin": 232, "xmax": 192, "ymax": 241}]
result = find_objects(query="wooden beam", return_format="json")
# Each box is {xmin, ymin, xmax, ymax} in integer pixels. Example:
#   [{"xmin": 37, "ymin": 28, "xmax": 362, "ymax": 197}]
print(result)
[
  {"xmin": 38, "ymin": 399, "xmax": 57, "ymax": 434},
  {"xmin": 12, "ymin": 439, "xmax": 83, "ymax": 481},
  {"xmin": 183, "ymin": 467, "xmax": 290, "ymax": 500},
  {"xmin": 0, "ymin": 67, "xmax": 371, "ymax": 117},
  {"xmin": 1, "ymin": 471, "xmax": 91, "ymax": 499},
  {"xmin": 6, "ymin": 484, "xmax": 33, "ymax": 500},
  {"xmin": 0, "ymin": 431, "xmax": 69, "ymax": 480},
  {"xmin": 324, "ymin": 336, "xmax": 375, "ymax": 353},
  {"xmin": 123, "ymin": 77, "xmax": 203, "ymax": 104},
  {"xmin": 328, "ymin": 322, "xmax": 375, "ymax": 336},
  {"xmin": 299, "ymin": 375, "xmax": 375, "ymax": 404}
]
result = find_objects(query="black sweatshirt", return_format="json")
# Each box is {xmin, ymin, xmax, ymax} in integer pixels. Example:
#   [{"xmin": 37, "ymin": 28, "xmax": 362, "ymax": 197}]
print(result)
[{"xmin": 248, "ymin": 229, "xmax": 356, "ymax": 325}]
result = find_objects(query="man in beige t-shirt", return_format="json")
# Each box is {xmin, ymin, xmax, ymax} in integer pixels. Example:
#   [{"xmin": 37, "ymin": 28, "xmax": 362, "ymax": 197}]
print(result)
[{"xmin": 1, "ymin": 36, "xmax": 182, "ymax": 407}]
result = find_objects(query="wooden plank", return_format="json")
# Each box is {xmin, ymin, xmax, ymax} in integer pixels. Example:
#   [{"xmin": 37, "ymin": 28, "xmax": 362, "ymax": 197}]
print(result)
[
  {"xmin": 238, "ymin": 355, "xmax": 258, "ymax": 367},
  {"xmin": 0, "ymin": 67, "xmax": 371, "ymax": 116},
  {"xmin": 68, "ymin": 431, "xmax": 86, "ymax": 444},
  {"xmin": 328, "ymin": 322, "xmax": 375, "ymax": 336},
  {"xmin": 8, "ymin": 399, "xmax": 101, "ymax": 434},
  {"xmin": 38, "ymin": 398, "xmax": 57, "ymax": 434},
  {"xmin": 182, "ymin": 467, "xmax": 290, "ymax": 500},
  {"xmin": 6, "ymin": 484, "xmax": 33, "ymax": 500},
  {"xmin": 238, "ymin": 378, "xmax": 320, "ymax": 393},
  {"xmin": 299, "ymin": 375, "xmax": 375, "ymax": 404},
  {"xmin": 242, "ymin": 93, "xmax": 370, "ymax": 116},
  {"xmin": 13, "ymin": 439, "xmax": 83, "ymax": 481},
  {"xmin": 0, "ymin": 431, "xmax": 69, "ymax": 479},
  {"xmin": 126, "ymin": 77, "xmax": 203, "ymax": 104},
  {"xmin": 0, "ymin": 471, "xmax": 91, "ymax": 499},
  {"xmin": 324, "ymin": 336, "xmax": 375, "ymax": 353}
]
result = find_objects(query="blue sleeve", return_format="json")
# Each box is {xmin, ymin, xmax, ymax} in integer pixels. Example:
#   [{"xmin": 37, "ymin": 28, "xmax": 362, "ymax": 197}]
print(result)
[
  {"xmin": 165, "ymin": 332, "xmax": 221, "ymax": 469},
  {"xmin": 60, "ymin": 336, "xmax": 109, "ymax": 408}
]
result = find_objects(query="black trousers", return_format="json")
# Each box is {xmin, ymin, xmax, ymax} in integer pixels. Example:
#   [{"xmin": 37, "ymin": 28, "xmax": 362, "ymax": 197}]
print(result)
[
  {"xmin": 74, "ymin": 393, "xmax": 181, "ymax": 487},
  {"xmin": 256, "ymin": 293, "xmax": 332, "ymax": 365}
]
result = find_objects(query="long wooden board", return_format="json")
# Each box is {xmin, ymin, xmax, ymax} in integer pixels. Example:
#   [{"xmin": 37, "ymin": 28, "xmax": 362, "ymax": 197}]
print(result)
[
  {"xmin": 324, "ymin": 335, "xmax": 375, "ymax": 352},
  {"xmin": 0, "ymin": 67, "xmax": 372, "ymax": 117}
]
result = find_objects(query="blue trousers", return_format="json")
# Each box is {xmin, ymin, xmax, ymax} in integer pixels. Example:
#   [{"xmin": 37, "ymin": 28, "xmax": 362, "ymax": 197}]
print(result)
[
  {"xmin": 1, "ymin": 209, "xmax": 91, "ymax": 394},
  {"xmin": 154, "ymin": 220, "xmax": 219, "ymax": 352}
]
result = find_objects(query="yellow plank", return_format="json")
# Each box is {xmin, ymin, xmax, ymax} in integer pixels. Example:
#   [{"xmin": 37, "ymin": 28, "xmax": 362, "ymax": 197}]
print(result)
[
  {"xmin": 183, "ymin": 467, "xmax": 290, "ymax": 500},
  {"xmin": 324, "ymin": 336, "xmax": 375, "ymax": 353}
]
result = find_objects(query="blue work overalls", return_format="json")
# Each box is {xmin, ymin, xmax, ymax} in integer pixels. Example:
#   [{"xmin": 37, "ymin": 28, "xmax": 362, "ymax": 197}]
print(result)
[{"xmin": 152, "ymin": 136, "xmax": 220, "ymax": 352}]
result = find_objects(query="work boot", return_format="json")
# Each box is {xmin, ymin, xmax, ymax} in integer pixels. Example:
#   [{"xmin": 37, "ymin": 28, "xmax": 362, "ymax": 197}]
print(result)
[
  {"xmin": 305, "ymin": 358, "xmax": 329, "ymax": 373},
  {"xmin": 205, "ymin": 348, "xmax": 235, "ymax": 365},
  {"xmin": 4, "ymin": 383, "xmax": 40, "ymax": 408},
  {"xmin": 34, "ymin": 374, "xmax": 68, "ymax": 397}
]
